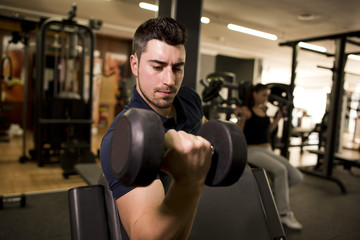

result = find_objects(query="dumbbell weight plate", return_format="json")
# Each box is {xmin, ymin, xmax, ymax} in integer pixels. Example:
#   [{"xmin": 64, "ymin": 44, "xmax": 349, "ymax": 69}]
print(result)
[
  {"xmin": 110, "ymin": 108, "xmax": 165, "ymax": 186},
  {"xmin": 197, "ymin": 120, "xmax": 247, "ymax": 186}
]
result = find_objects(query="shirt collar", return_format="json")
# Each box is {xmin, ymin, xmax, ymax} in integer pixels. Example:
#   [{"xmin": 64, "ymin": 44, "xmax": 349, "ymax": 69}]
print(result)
[{"xmin": 128, "ymin": 85, "xmax": 188, "ymax": 131}]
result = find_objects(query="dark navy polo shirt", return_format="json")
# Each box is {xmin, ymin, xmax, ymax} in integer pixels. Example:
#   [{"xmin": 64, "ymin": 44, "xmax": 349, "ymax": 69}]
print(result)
[{"xmin": 100, "ymin": 85, "xmax": 204, "ymax": 199}]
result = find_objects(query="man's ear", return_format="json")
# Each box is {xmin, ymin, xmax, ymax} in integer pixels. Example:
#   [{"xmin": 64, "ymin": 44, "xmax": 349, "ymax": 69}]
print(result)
[{"xmin": 130, "ymin": 54, "xmax": 138, "ymax": 77}]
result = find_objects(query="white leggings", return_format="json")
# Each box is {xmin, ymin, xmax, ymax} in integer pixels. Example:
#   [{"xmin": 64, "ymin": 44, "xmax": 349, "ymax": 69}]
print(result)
[{"xmin": 247, "ymin": 146, "xmax": 303, "ymax": 215}]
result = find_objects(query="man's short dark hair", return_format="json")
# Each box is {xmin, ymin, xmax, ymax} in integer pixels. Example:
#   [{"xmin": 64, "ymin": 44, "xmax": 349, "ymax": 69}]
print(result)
[{"xmin": 132, "ymin": 17, "xmax": 188, "ymax": 60}]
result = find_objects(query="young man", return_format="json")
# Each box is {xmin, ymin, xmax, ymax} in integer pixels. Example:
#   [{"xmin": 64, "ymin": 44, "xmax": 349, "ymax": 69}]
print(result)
[{"xmin": 100, "ymin": 17, "xmax": 212, "ymax": 239}]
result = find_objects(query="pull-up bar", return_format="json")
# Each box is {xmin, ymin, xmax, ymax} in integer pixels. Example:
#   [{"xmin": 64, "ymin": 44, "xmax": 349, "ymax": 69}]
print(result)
[{"xmin": 279, "ymin": 30, "xmax": 360, "ymax": 46}]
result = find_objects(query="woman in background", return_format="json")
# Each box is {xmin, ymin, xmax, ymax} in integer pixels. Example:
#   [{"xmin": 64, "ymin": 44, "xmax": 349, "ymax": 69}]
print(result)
[{"xmin": 235, "ymin": 83, "xmax": 303, "ymax": 230}]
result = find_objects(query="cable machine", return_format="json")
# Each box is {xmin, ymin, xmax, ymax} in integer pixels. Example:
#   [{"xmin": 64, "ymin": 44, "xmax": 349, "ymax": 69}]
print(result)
[
  {"xmin": 280, "ymin": 30, "xmax": 360, "ymax": 193},
  {"xmin": 201, "ymin": 72, "xmax": 241, "ymax": 120},
  {"xmin": 32, "ymin": 4, "xmax": 101, "ymax": 177}
]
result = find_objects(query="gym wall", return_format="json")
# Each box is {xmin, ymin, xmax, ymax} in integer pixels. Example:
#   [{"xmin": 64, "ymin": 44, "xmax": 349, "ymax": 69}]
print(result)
[{"xmin": 215, "ymin": 54, "xmax": 263, "ymax": 85}]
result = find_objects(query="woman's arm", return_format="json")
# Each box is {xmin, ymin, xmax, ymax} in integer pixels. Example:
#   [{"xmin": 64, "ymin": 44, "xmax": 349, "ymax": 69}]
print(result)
[
  {"xmin": 269, "ymin": 108, "xmax": 284, "ymax": 133},
  {"xmin": 235, "ymin": 106, "xmax": 251, "ymax": 131}
]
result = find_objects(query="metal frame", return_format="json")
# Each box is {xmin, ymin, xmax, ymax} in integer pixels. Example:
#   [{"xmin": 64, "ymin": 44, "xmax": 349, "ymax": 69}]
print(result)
[
  {"xmin": 34, "ymin": 8, "xmax": 95, "ymax": 170},
  {"xmin": 280, "ymin": 31, "xmax": 360, "ymax": 194}
]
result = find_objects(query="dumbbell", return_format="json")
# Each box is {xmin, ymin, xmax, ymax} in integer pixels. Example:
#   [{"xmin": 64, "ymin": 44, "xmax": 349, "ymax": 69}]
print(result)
[
  {"xmin": 0, "ymin": 194, "xmax": 26, "ymax": 209},
  {"xmin": 110, "ymin": 108, "xmax": 247, "ymax": 187}
]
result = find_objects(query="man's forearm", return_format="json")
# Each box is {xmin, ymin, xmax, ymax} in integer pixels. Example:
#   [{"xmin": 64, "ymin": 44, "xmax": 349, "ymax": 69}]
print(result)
[{"xmin": 129, "ymin": 181, "xmax": 203, "ymax": 240}]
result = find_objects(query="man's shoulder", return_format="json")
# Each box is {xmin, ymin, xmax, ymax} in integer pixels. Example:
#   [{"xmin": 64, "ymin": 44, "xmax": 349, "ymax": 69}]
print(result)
[
  {"xmin": 179, "ymin": 85, "xmax": 196, "ymax": 93},
  {"xmin": 178, "ymin": 86, "xmax": 202, "ymax": 108},
  {"xmin": 178, "ymin": 86, "xmax": 200, "ymax": 100}
]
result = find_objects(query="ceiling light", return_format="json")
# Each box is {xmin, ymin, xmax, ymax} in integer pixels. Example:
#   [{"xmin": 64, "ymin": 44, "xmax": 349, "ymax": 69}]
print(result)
[
  {"xmin": 348, "ymin": 54, "xmax": 360, "ymax": 61},
  {"xmin": 298, "ymin": 42, "xmax": 326, "ymax": 53},
  {"xmin": 297, "ymin": 13, "xmax": 320, "ymax": 21},
  {"xmin": 139, "ymin": 2, "xmax": 158, "ymax": 12},
  {"xmin": 201, "ymin": 17, "xmax": 210, "ymax": 24},
  {"xmin": 227, "ymin": 24, "xmax": 277, "ymax": 41}
]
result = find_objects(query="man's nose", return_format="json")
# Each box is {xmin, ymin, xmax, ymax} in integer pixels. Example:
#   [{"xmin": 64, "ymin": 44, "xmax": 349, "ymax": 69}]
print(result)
[{"xmin": 163, "ymin": 67, "xmax": 175, "ymax": 85}]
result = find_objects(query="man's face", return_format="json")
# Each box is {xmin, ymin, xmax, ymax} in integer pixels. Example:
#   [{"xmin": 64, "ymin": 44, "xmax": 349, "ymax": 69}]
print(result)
[{"xmin": 130, "ymin": 39, "xmax": 186, "ymax": 115}]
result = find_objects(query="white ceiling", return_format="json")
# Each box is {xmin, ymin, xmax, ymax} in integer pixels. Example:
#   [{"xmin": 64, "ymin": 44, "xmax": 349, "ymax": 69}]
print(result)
[{"xmin": 0, "ymin": 0, "xmax": 360, "ymax": 88}]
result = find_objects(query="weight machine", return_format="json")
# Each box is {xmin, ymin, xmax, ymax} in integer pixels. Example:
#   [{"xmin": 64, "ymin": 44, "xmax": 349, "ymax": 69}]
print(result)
[
  {"xmin": 32, "ymin": 4, "xmax": 102, "ymax": 177},
  {"xmin": 201, "ymin": 72, "xmax": 241, "ymax": 120}
]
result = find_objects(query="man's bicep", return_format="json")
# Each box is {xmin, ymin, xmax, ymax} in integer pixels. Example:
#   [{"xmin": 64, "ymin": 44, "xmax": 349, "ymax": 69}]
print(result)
[{"xmin": 116, "ymin": 179, "xmax": 165, "ymax": 236}]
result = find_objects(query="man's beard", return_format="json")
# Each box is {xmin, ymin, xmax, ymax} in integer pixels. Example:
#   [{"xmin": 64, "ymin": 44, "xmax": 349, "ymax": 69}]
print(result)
[{"xmin": 138, "ymin": 78, "xmax": 177, "ymax": 109}]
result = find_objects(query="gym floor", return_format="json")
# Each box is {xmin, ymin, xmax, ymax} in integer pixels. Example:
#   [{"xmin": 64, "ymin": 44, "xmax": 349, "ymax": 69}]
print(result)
[{"xmin": 0, "ymin": 129, "xmax": 105, "ymax": 195}]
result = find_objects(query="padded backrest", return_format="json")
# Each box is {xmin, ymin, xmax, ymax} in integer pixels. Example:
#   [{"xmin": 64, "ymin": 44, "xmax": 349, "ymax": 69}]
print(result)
[
  {"xmin": 68, "ymin": 185, "xmax": 110, "ymax": 240},
  {"xmin": 189, "ymin": 165, "xmax": 286, "ymax": 240},
  {"xmin": 68, "ymin": 178, "xmax": 128, "ymax": 240}
]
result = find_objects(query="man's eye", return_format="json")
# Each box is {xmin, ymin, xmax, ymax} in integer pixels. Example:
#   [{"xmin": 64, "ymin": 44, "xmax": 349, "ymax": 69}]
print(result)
[
  {"xmin": 173, "ymin": 68, "xmax": 182, "ymax": 73},
  {"xmin": 153, "ymin": 66, "xmax": 163, "ymax": 70}
]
